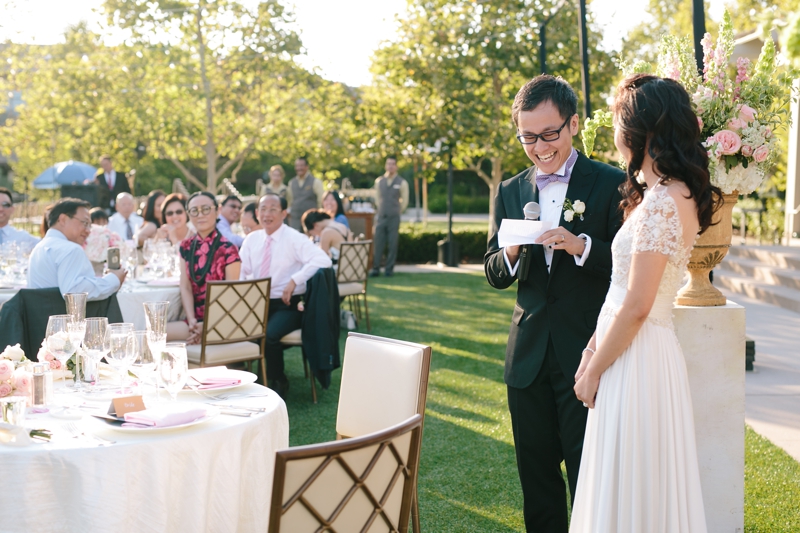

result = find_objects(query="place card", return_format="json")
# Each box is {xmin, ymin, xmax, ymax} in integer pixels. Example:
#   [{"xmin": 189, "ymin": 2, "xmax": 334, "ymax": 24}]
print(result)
[{"xmin": 109, "ymin": 396, "xmax": 146, "ymax": 418}]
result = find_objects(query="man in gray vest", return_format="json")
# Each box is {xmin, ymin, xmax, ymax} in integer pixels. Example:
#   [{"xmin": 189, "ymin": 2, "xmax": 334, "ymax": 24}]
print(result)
[
  {"xmin": 287, "ymin": 156, "xmax": 324, "ymax": 231},
  {"xmin": 370, "ymin": 156, "xmax": 408, "ymax": 277}
]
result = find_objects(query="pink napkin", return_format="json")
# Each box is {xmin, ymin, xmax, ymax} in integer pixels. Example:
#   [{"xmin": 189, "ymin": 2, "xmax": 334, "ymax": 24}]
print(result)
[
  {"xmin": 190, "ymin": 376, "xmax": 241, "ymax": 390},
  {"xmin": 123, "ymin": 405, "xmax": 207, "ymax": 428}
]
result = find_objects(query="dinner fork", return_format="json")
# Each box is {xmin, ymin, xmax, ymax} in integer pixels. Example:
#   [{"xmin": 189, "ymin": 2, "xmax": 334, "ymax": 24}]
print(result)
[
  {"xmin": 206, "ymin": 391, "xmax": 270, "ymax": 401},
  {"xmin": 64, "ymin": 423, "xmax": 116, "ymax": 445}
]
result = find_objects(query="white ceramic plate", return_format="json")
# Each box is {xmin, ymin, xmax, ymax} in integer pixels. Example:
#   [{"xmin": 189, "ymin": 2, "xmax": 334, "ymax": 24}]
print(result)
[
  {"xmin": 182, "ymin": 368, "xmax": 258, "ymax": 394},
  {"xmin": 101, "ymin": 404, "xmax": 220, "ymax": 433}
]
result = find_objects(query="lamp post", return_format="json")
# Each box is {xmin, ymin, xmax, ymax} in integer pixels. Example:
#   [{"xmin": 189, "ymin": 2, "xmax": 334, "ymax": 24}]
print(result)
[
  {"xmin": 692, "ymin": 0, "xmax": 707, "ymax": 74},
  {"xmin": 577, "ymin": 0, "xmax": 592, "ymax": 119}
]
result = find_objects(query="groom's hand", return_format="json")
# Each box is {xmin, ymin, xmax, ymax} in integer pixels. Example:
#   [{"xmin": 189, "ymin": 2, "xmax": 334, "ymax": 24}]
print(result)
[{"xmin": 536, "ymin": 227, "xmax": 586, "ymax": 256}]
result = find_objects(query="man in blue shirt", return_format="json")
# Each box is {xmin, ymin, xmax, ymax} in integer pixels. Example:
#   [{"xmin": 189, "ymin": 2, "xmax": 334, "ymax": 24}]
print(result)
[
  {"xmin": 217, "ymin": 194, "xmax": 244, "ymax": 248},
  {"xmin": 28, "ymin": 198, "xmax": 126, "ymax": 300},
  {"xmin": 0, "ymin": 187, "xmax": 40, "ymax": 248}
]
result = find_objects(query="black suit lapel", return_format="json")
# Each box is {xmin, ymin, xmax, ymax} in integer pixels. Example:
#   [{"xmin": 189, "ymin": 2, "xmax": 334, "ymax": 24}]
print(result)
[{"xmin": 550, "ymin": 152, "xmax": 598, "ymax": 274}]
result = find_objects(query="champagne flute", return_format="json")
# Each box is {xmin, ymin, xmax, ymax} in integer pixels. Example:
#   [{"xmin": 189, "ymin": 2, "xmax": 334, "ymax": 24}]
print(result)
[
  {"xmin": 83, "ymin": 317, "xmax": 110, "ymax": 389},
  {"xmin": 159, "ymin": 343, "xmax": 188, "ymax": 401},
  {"xmin": 64, "ymin": 292, "xmax": 88, "ymax": 390},
  {"xmin": 46, "ymin": 315, "xmax": 79, "ymax": 393},
  {"xmin": 130, "ymin": 330, "xmax": 156, "ymax": 393},
  {"xmin": 107, "ymin": 323, "xmax": 135, "ymax": 391},
  {"xmin": 144, "ymin": 301, "xmax": 169, "ymax": 398}
]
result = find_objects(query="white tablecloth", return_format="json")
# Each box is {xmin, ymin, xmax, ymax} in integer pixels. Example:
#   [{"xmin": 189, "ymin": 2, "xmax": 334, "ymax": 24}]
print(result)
[{"xmin": 0, "ymin": 384, "xmax": 289, "ymax": 533}]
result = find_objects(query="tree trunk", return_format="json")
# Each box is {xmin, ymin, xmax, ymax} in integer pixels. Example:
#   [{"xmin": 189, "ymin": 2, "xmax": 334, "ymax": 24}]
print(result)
[{"xmin": 196, "ymin": 1, "xmax": 217, "ymax": 192}]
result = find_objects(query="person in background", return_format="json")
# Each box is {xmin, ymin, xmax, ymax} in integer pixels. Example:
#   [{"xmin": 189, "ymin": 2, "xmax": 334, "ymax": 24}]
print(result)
[
  {"xmin": 28, "ymin": 198, "xmax": 126, "ymax": 299},
  {"xmin": 156, "ymin": 193, "xmax": 195, "ymax": 245},
  {"xmin": 0, "ymin": 187, "xmax": 40, "ymax": 246},
  {"xmin": 239, "ymin": 194, "xmax": 331, "ymax": 398},
  {"xmin": 241, "ymin": 202, "xmax": 260, "ymax": 235},
  {"xmin": 370, "ymin": 156, "xmax": 408, "ymax": 277},
  {"xmin": 90, "ymin": 208, "xmax": 109, "ymax": 226},
  {"xmin": 287, "ymin": 157, "xmax": 324, "ymax": 231},
  {"xmin": 107, "ymin": 192, "xmax": 143, "ymax": 241},
  {"xmin": 264, "ymin": 165, "xmax": 288, "ymax": 199},
  {"xmin": 94, "ymin": 155, "xmax": 131, "ymax": 213},
  {"xmin": 217, "ymin": 195, "xmax": 244, "ymax": 248},
  {"xmin": 134, "ymin": 190, "xmax": 166, "ymax": 246},
  {"xmin": 322, "ymin": 190, "xmax": 350, "ymax": 229},
  {"xmin": 302, "ymin": 209, "xmax": 352, "ymax": 265},
  {"xmin": 167, "ymin": 192, "xmax": 241, "ymax": 343}
]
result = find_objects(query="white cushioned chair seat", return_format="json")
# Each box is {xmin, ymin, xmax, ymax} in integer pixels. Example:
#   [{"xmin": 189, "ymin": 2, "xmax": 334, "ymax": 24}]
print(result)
[
  {"xmin": 336, "ymin": 336, "xmax": 423, "ymax": 438},
  {"xmin": 338, "ymin": 282, "xmax": 364, "ymax": 297},
  {"xmin": 280, "ymin": 329, "xmax": 302, "ymax": 345},
  {"xmin": 186, "ymin": 341, "xmax": 260, "ymax": 366}
]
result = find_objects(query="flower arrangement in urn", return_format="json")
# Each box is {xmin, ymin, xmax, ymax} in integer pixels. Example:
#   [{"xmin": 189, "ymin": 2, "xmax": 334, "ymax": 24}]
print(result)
[{"xmin": 83, "ymin": 224, "xmax": 124, "ymax": 263}]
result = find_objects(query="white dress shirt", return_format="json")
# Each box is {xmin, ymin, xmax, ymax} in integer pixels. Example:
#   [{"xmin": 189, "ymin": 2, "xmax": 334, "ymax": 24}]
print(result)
[
  {"xmin": 239, "ymin": 225, "xmax": 332, "ymax": 299},
  {"xmin": 217, "ymin": 216, "xmax": 244, "ymax": 248},
  {"xmin": 0, "ymin": 224, "xmax": 40, "ymax": 247},
  {"xmin": 107, "ymin": 212, "xmax": 144, "ymax": 241},
  {"xmin": 27, "ymin": 229, "xmax": 120, "ymax": 300},
  {"xmin": 504, "ymin": 148, "xmax": 592, "ymax": 274}
]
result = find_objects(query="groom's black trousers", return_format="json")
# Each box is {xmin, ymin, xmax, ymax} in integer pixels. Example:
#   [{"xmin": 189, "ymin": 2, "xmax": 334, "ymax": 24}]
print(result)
[{"xmin": 507, "ymin": 338, "xmax": 588, "ymax": 533}]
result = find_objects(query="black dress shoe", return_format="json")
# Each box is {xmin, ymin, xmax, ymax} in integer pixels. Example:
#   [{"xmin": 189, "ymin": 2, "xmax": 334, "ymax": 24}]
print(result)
[
  {"xmin": 269, "ymin": 377, "xmax": 290, "ymax": 399},
  {"xmin": 384, "ymin": 270, "xmax": 394, "ymax": 277},
  {"xmin": 368, "ymin": 270, "xmax": 381, "ymax": 277}
]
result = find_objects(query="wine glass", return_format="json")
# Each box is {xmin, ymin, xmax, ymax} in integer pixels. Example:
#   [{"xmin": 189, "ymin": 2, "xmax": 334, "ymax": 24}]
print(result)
[
  {"xmin": 46, "ymin": 315, "xmax": 79, "ymax": 392},
  {"xmin": 83, "ymin": 317, "xmax": 110, "ymax": 388},
  {"xmin": 64, "ymin": 292, "xmax": 88, "ymax": 390},
  {"xmin": 130, "ymin": 330, "xmax": 156, "ymax": 393},
  {"xmin": 159, "ymin": 343, "xmax": 188, "ymax": 401},
  {"xmin": 107, "ymin": 323, "xmax": 135, "ymax": 391}
]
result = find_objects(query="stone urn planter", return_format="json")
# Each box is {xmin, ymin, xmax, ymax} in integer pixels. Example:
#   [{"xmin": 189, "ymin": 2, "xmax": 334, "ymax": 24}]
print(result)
[{"xmin": 675, "ymin": 191, "xmax": 738, "ymax": 307}]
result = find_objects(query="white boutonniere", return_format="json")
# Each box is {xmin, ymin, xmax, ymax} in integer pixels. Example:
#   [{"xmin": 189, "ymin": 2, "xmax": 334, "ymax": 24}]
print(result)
[{"xmin": 563, "ymin": 198, "xmax": 585, "ymax": 222}]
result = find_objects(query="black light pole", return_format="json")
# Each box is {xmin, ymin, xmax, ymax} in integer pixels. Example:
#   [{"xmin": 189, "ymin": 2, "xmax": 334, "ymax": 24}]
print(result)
[
  {"xmin": 539, "ymin": 22, "xmax": 548, "ymax": 74},
  {"xmin": 447, "ymin": 148, "xmax": 455, "ymax": 267},
  {"xmin": 577, "ymin": 0, "xmax": 592, "ymax": 118},
  {"xmin": 692, "ymin": 0, "xmax": 707, "ymax": 74}
]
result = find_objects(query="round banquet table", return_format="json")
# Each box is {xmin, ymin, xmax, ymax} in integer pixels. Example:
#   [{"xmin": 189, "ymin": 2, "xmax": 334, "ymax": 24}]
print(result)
[{"xmin": 0, "ymin": 383, "xmax": 289, "ymax": 533}]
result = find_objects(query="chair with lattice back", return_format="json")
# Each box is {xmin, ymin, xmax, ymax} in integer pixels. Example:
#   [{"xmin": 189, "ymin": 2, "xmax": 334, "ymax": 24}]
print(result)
[
  {"xmin": 268, "ymin": 414, "xmax": 423, "ymax": 533},
  {"xmin": 337, "ymin": 240, "xmax": 372, "ymax": 332},
  {"xmin": 185, "ymin": 278, "xmax": 270, "ymax": 384}
]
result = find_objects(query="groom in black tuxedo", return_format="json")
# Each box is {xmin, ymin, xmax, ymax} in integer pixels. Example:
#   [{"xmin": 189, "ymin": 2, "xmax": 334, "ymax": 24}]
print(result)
[{"xmin": 484, "ymin": 75, "xmax": 624, "ymax": 532}]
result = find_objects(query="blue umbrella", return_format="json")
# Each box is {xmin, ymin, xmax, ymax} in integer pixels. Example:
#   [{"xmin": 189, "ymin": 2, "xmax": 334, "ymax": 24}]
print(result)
[{"xmin": 33, "ymin": 160, "xmax": 97, "ymax": 190}]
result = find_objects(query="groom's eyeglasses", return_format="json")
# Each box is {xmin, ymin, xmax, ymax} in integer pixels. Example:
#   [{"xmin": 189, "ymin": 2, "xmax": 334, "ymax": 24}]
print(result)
[{"xmin": 516, "ymin": 116, "xmax": 571, "ymax": 145}]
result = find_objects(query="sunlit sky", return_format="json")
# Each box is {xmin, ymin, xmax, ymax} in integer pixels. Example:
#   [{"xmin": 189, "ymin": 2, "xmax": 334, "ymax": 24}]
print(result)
[{"xmin": 1, "ymin": 0, "xmax": 727, "ymax": 87}]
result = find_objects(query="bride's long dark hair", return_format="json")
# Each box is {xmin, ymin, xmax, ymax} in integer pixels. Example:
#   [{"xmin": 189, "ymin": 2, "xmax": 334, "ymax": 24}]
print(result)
[{"xmin": 612, "ymin": 74, "xmax": 721, "ymax": 233}]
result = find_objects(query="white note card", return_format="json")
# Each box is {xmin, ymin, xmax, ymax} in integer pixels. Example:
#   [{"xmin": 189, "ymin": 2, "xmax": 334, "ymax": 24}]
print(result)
[{"xmin": 498, "ymin": 219, "xmax": 554, "ymax": 248}]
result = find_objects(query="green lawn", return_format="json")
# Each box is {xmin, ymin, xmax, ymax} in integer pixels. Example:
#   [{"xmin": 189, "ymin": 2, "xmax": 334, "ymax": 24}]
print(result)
[
  {"xmin": 401, "ymin": 220, "xmax": 490, "ymax": 233},
  {"xmin": 281, "ymin": 271, "xmax": 800, "ymax": 532}
]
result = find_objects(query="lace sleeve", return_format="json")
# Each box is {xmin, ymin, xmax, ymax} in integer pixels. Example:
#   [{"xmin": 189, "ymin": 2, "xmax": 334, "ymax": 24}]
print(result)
[{"xmin": 631, "ymin": 192, "xmax": 682, "ymax": 257}]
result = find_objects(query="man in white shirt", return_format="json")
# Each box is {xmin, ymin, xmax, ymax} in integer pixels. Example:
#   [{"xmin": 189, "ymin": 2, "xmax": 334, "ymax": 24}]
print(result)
[
  {"xmin": 239, "ymin": 193, "xmax": 331, "ymax": 397},
  {"xmin": 28, "ymin": 198, "xmax": 127, "ymax": 300},
  {"xmin": 107, "ymin": 193, "xmax": 143, "ymax": 241},
  {"xmin": 217, "ymin": 195, "xmax": 244, "ymax": 248},
  {"xmin": 0, "ymin": 187, "xmax": 39, "ymax": 247}
]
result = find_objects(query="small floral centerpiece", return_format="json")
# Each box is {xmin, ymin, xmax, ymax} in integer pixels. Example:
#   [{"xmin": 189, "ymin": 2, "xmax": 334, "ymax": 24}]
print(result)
[
  {"xmin": 0, "ymin": 344, "xmax": 29, "ymax": 398},
  {"xmin": 83, "ymin": 224, "xmax": 124, "ymax": 263}
]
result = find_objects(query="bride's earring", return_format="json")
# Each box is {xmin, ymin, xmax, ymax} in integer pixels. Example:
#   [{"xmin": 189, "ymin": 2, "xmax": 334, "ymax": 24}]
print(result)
[{"xmin": 636, "ymin": 172, "xmax": 646, "ymax": 185}]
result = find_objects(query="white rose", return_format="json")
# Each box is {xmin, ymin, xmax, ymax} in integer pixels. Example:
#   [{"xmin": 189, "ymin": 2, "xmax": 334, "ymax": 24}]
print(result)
[
  {"xmin": 573, "ymin": 200, "xmax": 585, "ymax": 214},
  {"xmin": 564, "ymin": 210, "xmax": 575, "ymax": 222},
  {"xmin": 1, "ymin": 344, "xmax": 26, "ymax": 362}
]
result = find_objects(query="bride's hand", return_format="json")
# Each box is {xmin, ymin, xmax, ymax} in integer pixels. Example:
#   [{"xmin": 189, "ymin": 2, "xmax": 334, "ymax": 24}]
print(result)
[
  {"xmin": 574, "ymin": 371, "xmax": 600, "ymax": 409},
  {"xmin": 575, "ymin": 350, "xmax": 593, "ymax": 382}
]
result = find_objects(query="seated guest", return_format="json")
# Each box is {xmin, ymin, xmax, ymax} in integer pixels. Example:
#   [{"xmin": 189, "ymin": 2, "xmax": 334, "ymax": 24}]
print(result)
[
  {"xmin": 216, "ymin": 195, "xmax": 244, "ymax": 248},
  {"xmin": 240, "ymin": 194, "xmax": 332, "ymax": 397},
  {"xmin": 322, "ymin": 190, "xmax": 350, "ymax": 228},
  {"xmin": 107, "ymin": 192, "xmax": 143, "ymax": 240},
  {"xmin": 155, "ymin": 193, "xmax": 195, "ymax": 245},
  {"xmin": 301, "ymin": 209, "xmax": 352, "ymax": 264},
  {"xmin": 28, "ymin": 198, "xmax": 126, "ymax": 300},
  {"xmin": 0, "ymin": 187, "xmax": 40, "ymax": 246},
  {"xmin": 90, "ymin": 208, "xmax": 109, "ymax": 226},
  {"xmin": 241, "ymin": 202, "xmax": 259, "ymax": 235},
  {"xmin": 134, "ymin": 190, "xmax": 166, "ymax": 246},
  {"xmin": 167, "ymin": 192, "xmax": 241, "ymax": 343}
]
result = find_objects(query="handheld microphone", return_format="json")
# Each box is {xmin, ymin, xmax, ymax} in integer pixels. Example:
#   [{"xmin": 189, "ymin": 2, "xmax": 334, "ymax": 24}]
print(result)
[{"xmin": 518, "ymin": 202, "xmax": 541, "ymax": 282}]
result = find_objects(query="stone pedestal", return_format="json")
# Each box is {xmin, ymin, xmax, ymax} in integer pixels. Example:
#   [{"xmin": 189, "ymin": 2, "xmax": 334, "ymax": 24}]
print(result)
[{"xmin": 674, "ymin": 302, "xmax": 745, "ymax": 533}]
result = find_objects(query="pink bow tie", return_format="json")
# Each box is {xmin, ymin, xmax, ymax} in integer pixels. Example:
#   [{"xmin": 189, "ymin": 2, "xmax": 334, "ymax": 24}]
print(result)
[{"xmin": 535, "ymin": 150, "xmax": 578, "ymax": 191}]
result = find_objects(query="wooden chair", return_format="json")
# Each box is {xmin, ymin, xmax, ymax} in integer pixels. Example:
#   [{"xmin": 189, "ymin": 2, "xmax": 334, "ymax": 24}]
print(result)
[
  {"xmin": 280, "ymin": 328, "xmax": 317, "ymax": 403},
  {"xmin": 335, "ymin": 333, "xmax": 432, "ymax": 533},
  {"xmin": 337, "ymin": 241, "xmax": 372, "ymax": 332},
  {"xmin": 185, "ymin": 278, "xmax": 270, "ymax": 384},
  {"xmin": 269, "ymin": 414, "xmax": 423, "ymax": 533}
]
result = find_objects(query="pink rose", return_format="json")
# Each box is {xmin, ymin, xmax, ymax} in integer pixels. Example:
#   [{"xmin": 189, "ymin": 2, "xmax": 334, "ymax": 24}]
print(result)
[
  {"xmin": 753, "ymin": 145, "xmax": 769, "ymax": 163},
  {"xmin": 714, "ymin": 130, "xmax": 742, "ymax": 155},
  {"xmin": 728, "ymin": 118, "xmax": 746, "ymax": 131},
  {"xmin": 741, "ymin": 145, "xmax": 753, "ymax": 157},
  {"xmin": 0, "ymin": 383, "xmax": 12, "ymax": 397},
  {"xmin": 0, "ymin": 360, "xmax": 13, "ymax": 381},
  {"xmin": 14, "ymin": 372, "xmax": 31, "ymax": 394},
  {"xmin": 738, "ymin": 104, "xmax": 756, "ymax": 123},
  {"xmin": 45, "ymin": 353, "xmax": 54, "ymax": 362},
  {"xmin": 697, "ymin": 116, "xmax": 704, "ymax": 131},
  {"xmin": 50, "ymin": 360, "xmax": 61, "ymax": 370}
]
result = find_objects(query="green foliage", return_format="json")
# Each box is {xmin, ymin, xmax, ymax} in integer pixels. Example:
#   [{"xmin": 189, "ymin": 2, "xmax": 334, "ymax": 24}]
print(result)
[
  {"xmin": 581, "ymin": 110, "xmax": 613, "ymax": 157},
  {"xmin": 396, "ymin": 227, "xmax": 488, "ymax": 264},
  {"xmin": 426, "ymin": 194, "xmax": 490, "ymax": 214}
]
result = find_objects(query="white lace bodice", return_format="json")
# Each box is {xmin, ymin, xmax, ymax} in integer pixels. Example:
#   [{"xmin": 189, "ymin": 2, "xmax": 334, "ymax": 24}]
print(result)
[{"xmin": 610, "ymin": 187, "xmax": 694, "ymax": 299}]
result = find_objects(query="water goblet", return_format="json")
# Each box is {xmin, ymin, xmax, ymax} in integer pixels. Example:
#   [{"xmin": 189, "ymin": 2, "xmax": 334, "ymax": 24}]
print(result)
[
  {"xmin": 46, "ymin": 315, "xmax": 79, "ymax": 393},
  {"xmin": 107, "ymin": 323, "xmax": 135, "ymax": 391},
  {"xmin": 158, "ymin": 343, "xmax": 188, "ymax": 401}
]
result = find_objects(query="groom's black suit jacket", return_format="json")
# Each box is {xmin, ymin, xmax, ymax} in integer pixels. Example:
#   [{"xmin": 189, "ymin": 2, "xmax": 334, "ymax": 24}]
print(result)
[{"xmin": 485, "ymin": 151, "xmax": 625, "ymax": 388}]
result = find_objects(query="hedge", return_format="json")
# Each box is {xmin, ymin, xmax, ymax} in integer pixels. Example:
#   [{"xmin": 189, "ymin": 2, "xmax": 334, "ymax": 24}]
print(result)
[
  {"xmin": 427, "ymin": 195, "xmax": 490, "ymax": 214},
  {"xmin": 395, "ymin": 228, "xmax": 489, "ymax": 264}
]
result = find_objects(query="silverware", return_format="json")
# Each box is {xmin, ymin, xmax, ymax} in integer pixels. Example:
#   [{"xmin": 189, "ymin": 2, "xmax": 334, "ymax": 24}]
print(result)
[
  {"xmin": 212, "ymin": 404, "xmax": 267, "ymax": 412},
  {"xmin": 219, "ymin": 409, "xmax": 253, "ymax": 417},
  {"xmin": 64, "ymin": 422, "xmax": 116, "ymax": 445},
  {"xmin": 208, "ymin": 391, "xmax": 270, "ymax": 401}
]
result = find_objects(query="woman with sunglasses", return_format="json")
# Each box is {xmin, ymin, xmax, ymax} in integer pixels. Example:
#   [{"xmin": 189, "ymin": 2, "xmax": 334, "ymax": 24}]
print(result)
[
  {"xmin": 156, "ymin": 193, "xmax": 195, "ymax": 245},
  {"xmin": 134, "ymin": 190, "xmax": 166, "ymax": 246},
  {"xmin": 169, "ymin": 192, "xmax": 241, "ymax": 344}
]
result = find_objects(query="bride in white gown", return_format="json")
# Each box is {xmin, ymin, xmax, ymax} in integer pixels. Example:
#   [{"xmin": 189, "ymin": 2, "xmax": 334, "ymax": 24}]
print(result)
[{"xmin": 570, "ymin": 74, "xmax": 721, "ymax": 533}]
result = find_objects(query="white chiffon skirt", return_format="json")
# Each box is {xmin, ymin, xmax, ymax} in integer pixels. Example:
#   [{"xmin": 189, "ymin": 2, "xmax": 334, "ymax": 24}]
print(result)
[{"xmin": 569, "ymin": 286, "xmax": 707, "ymax": 533}]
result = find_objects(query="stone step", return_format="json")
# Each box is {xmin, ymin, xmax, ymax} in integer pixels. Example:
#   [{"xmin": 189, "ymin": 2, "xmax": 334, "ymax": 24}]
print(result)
[
  {"xmin": 714, "ymin": 272, "xmax": 800, "ymax": 315},
  {"xmin": 718, "ymin": 256, "xmax": 800, "ymax": 291},
  {"xmin": 727, "ymin": 245, "xmax": 800, "ymax": 271}
]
